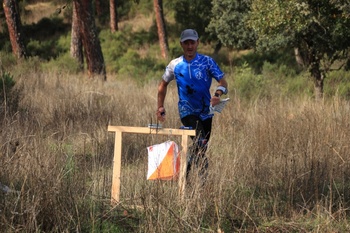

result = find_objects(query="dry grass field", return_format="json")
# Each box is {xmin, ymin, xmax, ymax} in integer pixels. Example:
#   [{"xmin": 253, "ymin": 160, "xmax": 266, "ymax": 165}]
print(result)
[{"xmin": 1, "ymin": 69, "xmax": 350, "ymax": 232}]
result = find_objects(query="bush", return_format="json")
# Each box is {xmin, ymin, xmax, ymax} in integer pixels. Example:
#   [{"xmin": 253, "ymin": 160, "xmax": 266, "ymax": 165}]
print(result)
[
  {"xmin": 11, "ymin": 56, "xmax": 43, "ymax": 77},
  {"xmin": 238, "ymin": 49, "xmax": 301, "ymax": 74},
  {"xmin": 233, "ymin": 62, "xmax": 265, "ymax": 100},
  {"xmin": 100, "ymin": 30, "xmax": 129, "ymax": 73},
  {"xmin": 42, "ymin": 53, "xmax": 82, "ymax": 74},
  {"xmin": 23, "ymin": 17, "xmax": 70, "ymax": 60},
  {"xmin": 324, "ymin": 70, "xmax": 350, "ymax": 99},
  {"xmin": 0, "ymin": 71, "xmax": 21, "ymax": 116},
  {"xmin": 232, "ymin": 61, "xmax": 314, "ymax": 100},
  {"xmin": 282, "ymin": 73, "xmax": 313, "ymax": 97},
  {"xmin": 0, "ymin": 51, "xmax": 17, "ymax": 70},
  {"xmin": 117, "ymin": 49, "xmax": 162, "ymax": 84}
]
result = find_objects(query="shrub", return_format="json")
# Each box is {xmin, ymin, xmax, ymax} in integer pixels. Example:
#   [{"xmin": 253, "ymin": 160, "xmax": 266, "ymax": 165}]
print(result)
[
  {"xmin": 324, "ymin": 70, "xmax": 350, "ymax": 99},
  {"xmin": 0, "ymin": 71, "xmax": 21, "ymax": 116},
  {"xmin": 100, "ymin": 30, "xmax": 129, "ymax": 73},
  {"xmin": 0, "ymin": 51, "xmax": 17, "ymax": 70},
  {"xmin": 233, "ymin": 60, "xmax": 312, "ymax": 100},
  {"xmin": 117, "ymin": 49, "xmax": 162, "ymax": 84},
  {"xmin": 233, "ymin": 62, "xmax": 265, "ymax": 100},
  {"xmin": 282, "ymin": 72, "xmax": 314, "ymax": 97},
  {"xmin": 26, "ymin": 39, "xmax": 67, "ymax": 60},
  {"xmin": 42, "ymin": 53, "xmax": 82, "ymax": 74},
  {"xmin": 11, "ymin": 56, "xmax": 43, "ymax": 77},
  {"xmin": 238, "ymin": 49, "xmax": 301, "ymax": 74}
]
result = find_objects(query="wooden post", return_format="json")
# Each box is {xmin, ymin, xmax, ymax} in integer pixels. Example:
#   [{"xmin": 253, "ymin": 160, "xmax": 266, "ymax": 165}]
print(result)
[
  {"xmin": 108, "ymin": 126, "xmax": 195, "ymax": 204},
  {"xmin": 179, "ymin": 132, "xmax": 189, "ymax": 197},
  {"xmin": 111, "ymin": 131, "xmax": 122, "ymax": 203}
]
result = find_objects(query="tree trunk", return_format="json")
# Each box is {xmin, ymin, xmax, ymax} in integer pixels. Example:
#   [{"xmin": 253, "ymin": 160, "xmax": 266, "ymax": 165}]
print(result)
[
  {"xmin": 309, "ymin": 51, "xmax": 324, "ymax": 100},
  {"xmin": 153, "ymin": 0, "xmax": 168, "ymax": 59},
  {"xmin": 73, "ymin": 0, "xmax": 106, "ymax": 80},
  {"xmin": 311, "ymin": 66, "xmax": 324, "ymax": 101},
  {"xmin": 3, "ymin": 0, "xmax": 26, "ymax": 59},
  {"xmin": 294, "ymin": 47, "xmax": 305, "ymax": 68},
  {"xmin": 95, "ymin": 0, "xmax": 102, "ymax": 17},
  {"xmin": 214, "ymin": 41, "xmax": 222, "ymax": 55},
  {"xmin": 70, "ymin": 3, "xmax": 84, "ymax": 71},
  {"xmin": 110, "ymin": 0, "xmax": 118, "ymax": 32}
]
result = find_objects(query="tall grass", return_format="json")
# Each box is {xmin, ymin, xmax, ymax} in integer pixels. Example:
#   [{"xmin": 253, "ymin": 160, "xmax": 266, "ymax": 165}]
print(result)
[{"xmin": 1, "ymin": 68, "xmax": 350, "ymax": 232}]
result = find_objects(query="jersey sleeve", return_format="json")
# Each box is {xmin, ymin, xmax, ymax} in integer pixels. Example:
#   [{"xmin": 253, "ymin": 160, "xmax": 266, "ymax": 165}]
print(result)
[
  {"xmin": 208, "ymin": 57, "xmax": 225, "ymax": 81},
  {"xmin": 162, "ymin": 60, "xmax": 176, "ymax": 83}
]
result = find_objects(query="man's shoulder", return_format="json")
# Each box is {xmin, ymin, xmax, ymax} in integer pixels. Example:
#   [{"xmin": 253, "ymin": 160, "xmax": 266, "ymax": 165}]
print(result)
[
  {"xmin": 196, "ymin": 53, "xmax": 208, "ymax": 58},
  {"xmin": 195, "ymin": 53, "xmax": 213, "ymax": 62},
  {"xmin": 168, "ymin": 56, "xmax": 183, "ymax": 68},
  {"xmin": 170, "ymin": 56, "xmax": 183, "ymax": 64}
]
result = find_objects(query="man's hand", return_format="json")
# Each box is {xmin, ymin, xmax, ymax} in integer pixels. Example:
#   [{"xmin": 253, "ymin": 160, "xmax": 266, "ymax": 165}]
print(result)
[
  {"xmin": 156, "ymin": 107, "xmax": 166, "ymax": 122},
  {"xmin": 210, "ymin": 96, "xmax": 220, "ymax": 106}
]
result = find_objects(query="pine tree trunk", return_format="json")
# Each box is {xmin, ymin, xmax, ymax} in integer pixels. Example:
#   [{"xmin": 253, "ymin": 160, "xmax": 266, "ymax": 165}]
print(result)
[
  {"xmin": 153, "ymin": 0, "xmax": 168, "ymax": 59},
  {"xmin": 3, "ymin": 0, "xmax": 26, "ymax": 59},
  {"xmin": 70, "ymin": 3, "xmax": 84, "ymax": 70},
  {"xmin": 110, "ymin": 0, "xmax": 118, "ymax": 32},
  {"xmin": 73, "ymin": 0, "xmax": 106, "ymax": 80},
  {"xmin": 95, "ymin": 0, "xmax": 102, "ymax": 17}
]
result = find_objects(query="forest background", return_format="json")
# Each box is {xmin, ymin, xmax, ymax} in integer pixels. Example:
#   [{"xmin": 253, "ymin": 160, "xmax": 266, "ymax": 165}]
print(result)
[{"xmin": 1, "ymin": 0, "xmax": 350, "ymax": 232}]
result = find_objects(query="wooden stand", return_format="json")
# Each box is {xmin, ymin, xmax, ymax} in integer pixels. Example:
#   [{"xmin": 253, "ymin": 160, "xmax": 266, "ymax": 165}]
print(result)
[{"xmin": 107, "ymin": 126, "xmax": 196, "ymax": 204}]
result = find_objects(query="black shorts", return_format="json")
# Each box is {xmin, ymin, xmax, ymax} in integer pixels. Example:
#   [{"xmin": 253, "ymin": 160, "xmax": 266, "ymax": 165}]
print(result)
[{"xmin": 180, "ymin": 115, "xmax": 213, "ymax": 142}]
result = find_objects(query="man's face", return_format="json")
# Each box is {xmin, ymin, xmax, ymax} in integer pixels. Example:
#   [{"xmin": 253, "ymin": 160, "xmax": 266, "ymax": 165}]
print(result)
[{"xmin": 180, "ymin": 40, "xmax": 199, "ymax": 59}]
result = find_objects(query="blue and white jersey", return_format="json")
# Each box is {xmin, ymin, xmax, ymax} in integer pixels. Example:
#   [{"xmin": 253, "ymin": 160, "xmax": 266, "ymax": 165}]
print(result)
[{"xmin": 162, "ymin": 53, "xmax": 225, "ymax": 120}]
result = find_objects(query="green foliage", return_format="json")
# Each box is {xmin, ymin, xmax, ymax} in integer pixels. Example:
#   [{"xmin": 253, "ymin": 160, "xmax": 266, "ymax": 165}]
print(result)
[
  {"xmin": 0, "ymin": 51, "xmax": 17, "ymax": 70},
  {"xmin": 100, "ymin": 28, "xmax": 165, "ymax": 82},
  {"xmin": 233, "ymin": 63, "xmax": 265, "ymax": 100},
  {"xmin": 324, "ymin": 70, "xmax": 350, "ymax": 99},
  {"xmin": 100, "ymin": 30, "xmax": 129, "ymax": 73},
  {"xmin": 17, "ymin": 56, "xmax": 44, "ymax": 75},
  {"xmin": 208, "ymin": 0, "xmax": 256, "ymax": 49},
  {"xmin": 0, "ymin": 36, "xmax": 12, "ymax": 54},
  {"xmin": 0, "ymin": 71, "xmax": 20, "ymax": 115},
  {"xmin": 128, "ymin": 0, "xmax": 153, "ymax": 17},
  {"xmin": 237, "ymin": 49, "xmax": 301, "ymax": 74},
  {"xmin": 0, "ymin": 72, "xmax": 15, "ymax": 92},
  {"xmin": 283, "ymin": 73, "xmax": 314, "ymax": 97},
  {"xmin": 169, "ymin": 0, "xmax": 214, "ymax": 42},
  {"xmin": 168, "ymin": 41, "xmax": 184, "ymax": 58},
  {"xmin": 23, "ymin": 17, "xmax": 70, "ymax": 41},
  {"xmin": 261, "ymin": 62, "xmax": 313, "ymax": 97},
  {"xmin": 57, "ymin": 34, "xmax": 71, "ymax": 51},
  {"xmin": 248, "ymin": 1, "xmax": 302, "ymax": 50},
  {"xmin": 117, "ymin": 49, "xmax": 163, "ymax": 84},
  {"xmin": 26, "ymin": 39, "xmax": 64, "ymax": 60},
  {"xmin": 22, "ymin": 17, "xmax": 70, "ymax": 60},
  {"xmin": 233, "ymin": 58, "xmax": 313, "ymax": 100},
  {"xmin": 244, "ymin": 0, "xmax": 350, "ymax": 98},
  {"xmin": 249, "ymin": 0, "xmax": 350, "ymax": 63},
  {"xmin": 89, "ymin": 212, "xmax": 139, "ymax": 233},
  {"xmin": 42, "ymin": 53, "xmax": 82, "ymax": 74}
]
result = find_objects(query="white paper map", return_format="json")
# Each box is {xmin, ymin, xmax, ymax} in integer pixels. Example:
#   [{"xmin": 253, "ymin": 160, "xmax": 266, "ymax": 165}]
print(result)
[{"xmin": 209, "ymin": 98, "xmax": 230, "ymax": 114}]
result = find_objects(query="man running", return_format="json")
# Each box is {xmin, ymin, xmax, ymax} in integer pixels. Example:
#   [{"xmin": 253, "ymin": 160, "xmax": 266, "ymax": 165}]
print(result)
[{"xmin": 156, "ymin": 29, "xmax": 228, "ymax": 181}]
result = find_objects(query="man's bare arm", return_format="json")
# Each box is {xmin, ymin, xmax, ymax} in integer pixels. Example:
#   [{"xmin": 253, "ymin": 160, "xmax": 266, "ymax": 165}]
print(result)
[{"xmin": 156, "ymin": 80, "xmax": 168, "ymax": 121}]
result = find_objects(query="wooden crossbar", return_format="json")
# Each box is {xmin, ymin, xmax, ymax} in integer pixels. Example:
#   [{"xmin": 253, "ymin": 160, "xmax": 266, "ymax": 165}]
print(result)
[{"xmin": 107, "ymin": 125, "xmax": 196, "ymax": 204}]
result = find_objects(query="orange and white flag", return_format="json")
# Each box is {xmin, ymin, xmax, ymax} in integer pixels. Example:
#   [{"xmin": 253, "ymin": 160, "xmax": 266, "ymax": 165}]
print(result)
[{"xmin": 147, "ymin": 141, "xmax": 180, "ymax": 180}]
